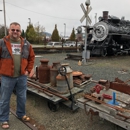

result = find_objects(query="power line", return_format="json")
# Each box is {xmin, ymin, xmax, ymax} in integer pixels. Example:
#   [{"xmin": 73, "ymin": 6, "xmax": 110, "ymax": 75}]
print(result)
[{"xmin": 4, "ymin": 1, "xmax": 79, "ymax": 20}]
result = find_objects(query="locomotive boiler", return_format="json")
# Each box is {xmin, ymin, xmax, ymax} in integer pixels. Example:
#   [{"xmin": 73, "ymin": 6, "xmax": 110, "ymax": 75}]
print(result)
[{"xmin": 87, "ymin": 11, "xmax": 130, "ymax": 56}]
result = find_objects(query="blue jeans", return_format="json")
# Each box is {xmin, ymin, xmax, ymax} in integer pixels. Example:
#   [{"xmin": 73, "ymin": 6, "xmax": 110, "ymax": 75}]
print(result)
[{"xmin": 0, "ymin": 75, "xmax": 27, "ymax": 122}]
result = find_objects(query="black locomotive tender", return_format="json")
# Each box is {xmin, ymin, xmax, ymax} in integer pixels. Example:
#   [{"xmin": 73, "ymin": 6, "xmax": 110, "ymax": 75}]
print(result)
[{"xmin": 87, "ymin": 11, "xmax": 130, "ymax": 56}]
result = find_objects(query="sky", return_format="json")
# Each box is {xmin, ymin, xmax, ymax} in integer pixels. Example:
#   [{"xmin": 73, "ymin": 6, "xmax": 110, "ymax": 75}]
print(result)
[{"xmin": 0, "ymin": 0, "xmax": 130, "ymax": 37}]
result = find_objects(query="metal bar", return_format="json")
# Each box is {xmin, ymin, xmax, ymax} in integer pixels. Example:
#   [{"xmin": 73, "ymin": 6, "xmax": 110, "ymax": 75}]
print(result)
[
  {"xmin": 27, "ymin": 81, "xmax": 69, "ymax": 101},
  {"xmin": 28, "ymin": 83, "xmax": 53, "ymax": 97},
  {"xmin": 10, "ymin": 108, "xmax": 38, "ymax": 130},
  {"xmin": 117, "ymin": 112, "xmax": 130, "ymax": 120}
]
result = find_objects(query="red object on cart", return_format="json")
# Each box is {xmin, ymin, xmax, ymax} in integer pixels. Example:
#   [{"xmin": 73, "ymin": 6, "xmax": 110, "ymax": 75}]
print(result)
[
  {"xmin": 102, "ymin": 94, "xmax": 112, "ymax": 99},
  {"xmin": 93, "ymin": 84, "xmax": 103, "ymax": 94}
]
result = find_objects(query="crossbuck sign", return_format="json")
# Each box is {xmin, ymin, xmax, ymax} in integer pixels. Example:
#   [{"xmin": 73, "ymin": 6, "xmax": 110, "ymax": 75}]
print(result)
[{"xmin": 80, "ymin": 3, "xmax": 92, "ymax": 24}]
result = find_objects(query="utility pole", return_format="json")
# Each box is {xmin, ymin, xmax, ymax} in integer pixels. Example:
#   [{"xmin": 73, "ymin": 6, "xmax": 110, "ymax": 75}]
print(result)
[
  {"xmin": 64, "ymin": 23, "xmax": 66, "ymax": 39},
  {"xmin": 3, "ymin": 0, "xmax": 7, "ymax": 36},
  {"xmin": 95, "ymin": 13, "xmax": 97, "ymax": 23},
  {"xmin": 38, "ymin": 21, "xmax": 40, "ymax": 44}
]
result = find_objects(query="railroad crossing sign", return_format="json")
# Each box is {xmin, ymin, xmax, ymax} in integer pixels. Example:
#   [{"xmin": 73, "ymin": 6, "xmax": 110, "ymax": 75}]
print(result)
[{"xmin": 80, "ymin": 3, "xmax": 92, "ymax": 24}]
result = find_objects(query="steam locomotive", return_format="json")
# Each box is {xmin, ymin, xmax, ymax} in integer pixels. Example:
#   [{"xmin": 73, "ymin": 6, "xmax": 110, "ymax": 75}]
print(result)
[{"xmin": 87, "ymin": 11, "xmax": 130, "ymax": 56}]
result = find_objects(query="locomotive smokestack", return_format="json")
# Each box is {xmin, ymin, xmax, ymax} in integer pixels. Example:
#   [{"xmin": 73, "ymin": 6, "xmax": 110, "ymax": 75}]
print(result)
[{"xmin": 103, "ymin": 11, "xmax": 109, "ymax": 20}]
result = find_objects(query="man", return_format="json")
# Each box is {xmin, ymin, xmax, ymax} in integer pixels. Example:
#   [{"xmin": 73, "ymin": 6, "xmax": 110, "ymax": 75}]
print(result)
[{"xmin": 0, "ymin": 22, "xmax": 35, "ymax": 129}]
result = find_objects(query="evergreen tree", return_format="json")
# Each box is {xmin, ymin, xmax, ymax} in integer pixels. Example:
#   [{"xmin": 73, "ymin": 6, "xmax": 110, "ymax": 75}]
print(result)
[
  {"xmin": 21, "ymin": 29, "xmax": 25, "ymax": 38},
  {"xmin": 25, "ymin": 24, "xmax": 37, "ymax": 44},
  {"xmin": 0, "ymin": 25, "xmax": 8, "ymax": 38},
  {"xmin": 69, "ymin": 28, "xmax": 76, "ymax": 41},
  {"xmin": 34, "ymin": 23, "xmax": 45, "ymax": 44},
  {"xmin": 0, "ymin": 26, "xmax": 5, "ymax": 38},
  {"xmin": 51, "ymin": 24, "xmax": 60, "ymax": 41}
]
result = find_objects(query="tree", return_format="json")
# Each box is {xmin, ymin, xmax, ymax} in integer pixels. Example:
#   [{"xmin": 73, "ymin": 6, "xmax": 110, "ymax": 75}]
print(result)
[
  {"xmin": 34, "ymin": 22, "xmax": 45, "ymax": 44},
  {"xmin": 0, "ymin": 25, "xmax": 8, "ymax": 38},
  {"xmin": 21, "ymin": 29, "xmax": 25, "ymax": 38},
  {"xmin": 26, "ymin": 24, "xmax": 37, "ymax": 44},
  {"xmin": 51, "ymin": 24, "xmax": 60, "ymax": 41},
  {"xmin": 69, "ymin": 28, "xmax": 76, "ymax": 41}
]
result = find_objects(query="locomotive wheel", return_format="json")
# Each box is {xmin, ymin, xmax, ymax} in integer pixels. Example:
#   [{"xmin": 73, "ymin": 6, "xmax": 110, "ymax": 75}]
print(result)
[
  {"xmin": 101, "ymin": 48, "xmax": 107, "ymax": 57},
  {"xmin": 48, "ymin": 101, "xmax": 59, "ymax": 112}
]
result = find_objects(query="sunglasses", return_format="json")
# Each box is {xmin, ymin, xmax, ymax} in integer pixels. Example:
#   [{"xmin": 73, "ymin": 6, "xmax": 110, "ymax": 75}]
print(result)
[{"xmin": 11, "ymin": 29, "xmax": 20, "ymax": 32}]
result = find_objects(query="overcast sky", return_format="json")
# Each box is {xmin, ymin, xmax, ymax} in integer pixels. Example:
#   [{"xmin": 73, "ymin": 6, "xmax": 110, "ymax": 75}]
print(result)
[{"xmin": 0, "ymin": 0, "xmax": 129, "ymax": 36}]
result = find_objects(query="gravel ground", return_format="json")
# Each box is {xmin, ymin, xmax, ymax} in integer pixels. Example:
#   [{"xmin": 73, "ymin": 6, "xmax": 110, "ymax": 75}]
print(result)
[{"xmin": 11, "ymin": 52, "xmax": 130, "ymax": 130}]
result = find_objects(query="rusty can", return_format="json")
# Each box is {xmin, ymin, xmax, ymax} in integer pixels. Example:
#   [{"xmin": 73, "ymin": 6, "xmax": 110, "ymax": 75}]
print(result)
[
  {"xmin": 50, "ymin": 62, "xmax": 61, "ymax": 87},
  {"xmin": 56, "ymin": 74, "xmax": 68, "ymax": 94},
  {"xmin": 52, "ymin": 62, "xmax": 61, "ymax": 69},
  {"xmin": 38, "ymin": 59, "xmax": 50, "ymax": 84}
]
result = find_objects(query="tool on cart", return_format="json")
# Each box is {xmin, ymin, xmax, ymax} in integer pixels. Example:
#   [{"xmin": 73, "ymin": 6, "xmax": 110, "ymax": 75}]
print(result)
[
  {"xmin": 102, "ymin": 94, "xmax": 112, "ymax": 99},
  {"xmin": 108, "ymin": 92, "xmax": 119, "ymax": 105},
  {"xmin": 58, "ymin": 66, "xmax": 78, "ymax": 111},
  {"xmin": 92, "ymin": 93, "xmax": 112, "ymax": 100},
  {"xmin": 91, "ymin": 84, "xmax": 104, "ymax": 94}
]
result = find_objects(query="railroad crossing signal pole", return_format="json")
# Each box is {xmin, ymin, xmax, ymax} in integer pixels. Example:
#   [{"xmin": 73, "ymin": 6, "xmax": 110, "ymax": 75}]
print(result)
[{"xmin": 80, "ymin": 0, "xmax": 92, "ymax": 64}]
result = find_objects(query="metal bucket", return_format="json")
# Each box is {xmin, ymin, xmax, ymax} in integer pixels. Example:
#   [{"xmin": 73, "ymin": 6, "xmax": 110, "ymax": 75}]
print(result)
[
  {"xmin": 56, "ymin": 74, "xmax": 68, "ymax": 94},
  {"xmin": 50, "ymin": 62, "xmax": 61, "ymax": 87}
]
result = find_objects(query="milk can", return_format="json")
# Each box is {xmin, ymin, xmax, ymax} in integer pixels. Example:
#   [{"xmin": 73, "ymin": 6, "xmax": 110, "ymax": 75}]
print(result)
[
  {"xmin": 61, "ymin": 63, "xmax": 73, "ymax": 89},
  {"xmin": 38, "ymin": 59, "xmax": 50, "ymax": 84},
  {"xmin": 56, "ymin": 74, "xmax": 68, "ymax": 94},
  {"xmin": 50, "ymin": 62, "xmax": 61, "ymax": 87}
]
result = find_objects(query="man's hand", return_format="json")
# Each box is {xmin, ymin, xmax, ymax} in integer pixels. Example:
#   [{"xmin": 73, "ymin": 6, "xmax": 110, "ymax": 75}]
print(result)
[{"xmin": 25, "ymin": 71, "xmax": 29, "ymax": 76}]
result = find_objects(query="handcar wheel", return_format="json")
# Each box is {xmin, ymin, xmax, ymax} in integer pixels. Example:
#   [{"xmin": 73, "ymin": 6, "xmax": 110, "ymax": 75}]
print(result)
[{"xmin": 48, "ymin": 102, "xmax": 59, "ymax": 112}]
